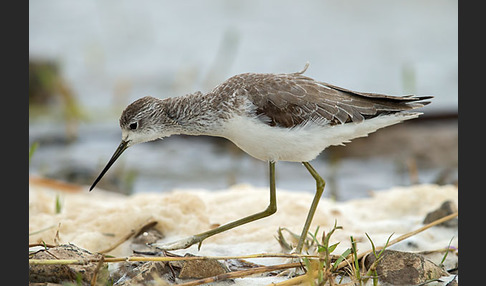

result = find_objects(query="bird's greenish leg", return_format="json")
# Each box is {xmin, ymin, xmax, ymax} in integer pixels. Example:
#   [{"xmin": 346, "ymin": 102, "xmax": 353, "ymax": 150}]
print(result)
[
  {"xmin": 153, "ymin": 161, "xmax": 277, "ymax": 251},
  {"xmin": 295, "ymin": 161, "xmax": 326, "ymax": 253}
]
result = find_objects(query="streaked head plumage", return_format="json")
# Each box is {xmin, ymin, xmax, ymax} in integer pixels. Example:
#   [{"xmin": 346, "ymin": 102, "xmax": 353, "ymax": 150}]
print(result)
[{"xmin": 119, "ymin": 96, "xmax": 167, "ymax": 146}]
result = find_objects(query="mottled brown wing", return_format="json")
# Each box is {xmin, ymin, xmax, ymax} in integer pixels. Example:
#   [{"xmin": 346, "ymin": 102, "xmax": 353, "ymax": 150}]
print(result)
[{"xmin": 231, "ymin": 72, "xmax": 431, "ymax": 128}]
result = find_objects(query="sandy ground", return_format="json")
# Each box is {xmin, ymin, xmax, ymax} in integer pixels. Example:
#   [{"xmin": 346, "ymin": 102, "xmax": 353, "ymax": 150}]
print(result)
[{"xmin": 29, "ymin": 177, "xmax": 458, "ymax": 284}]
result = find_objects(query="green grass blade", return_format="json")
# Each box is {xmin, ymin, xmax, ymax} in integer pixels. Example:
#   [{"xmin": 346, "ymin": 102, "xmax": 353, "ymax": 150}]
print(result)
[
  {"xmin": 332, "ymin": 248, "xmax": 351, "ymax": 271},
  {"xmin": 29, "ymin": 142, "xmax": 39, "ymax": 163},
  {"xmin": 440, "ymin": 236, "xmax": 454, "ymax": 267},
  {"xmin": 350, "ymin": 236, "xmax": 361, "ymax": 281}
]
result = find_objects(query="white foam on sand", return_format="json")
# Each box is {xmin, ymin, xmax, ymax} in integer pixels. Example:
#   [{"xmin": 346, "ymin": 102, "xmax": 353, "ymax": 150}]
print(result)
[{"xmin": 29, "ymin": 181, "xmax": 458, "ymax": 284}]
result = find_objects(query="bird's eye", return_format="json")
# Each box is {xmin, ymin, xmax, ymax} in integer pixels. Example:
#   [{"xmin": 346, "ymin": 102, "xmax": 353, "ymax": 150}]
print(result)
[{"xmin": 129, "ymin": 122, "xmax": 138, "ymax": 130}]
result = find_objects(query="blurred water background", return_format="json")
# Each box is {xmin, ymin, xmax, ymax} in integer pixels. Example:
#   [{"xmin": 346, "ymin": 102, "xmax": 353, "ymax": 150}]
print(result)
[{"xmin": 29, "ymin": 0, "xmax": 457, "ymax": 200}]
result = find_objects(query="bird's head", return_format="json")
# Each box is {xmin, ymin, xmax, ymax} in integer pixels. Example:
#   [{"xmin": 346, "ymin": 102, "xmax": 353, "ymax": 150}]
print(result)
[
  {"xmin": 90, "ymin": 96, "xmax": 176, "ymax": 191},
  {"xmin": 119, "ymin": 96, "xmax": 169, "ymax": 146}
]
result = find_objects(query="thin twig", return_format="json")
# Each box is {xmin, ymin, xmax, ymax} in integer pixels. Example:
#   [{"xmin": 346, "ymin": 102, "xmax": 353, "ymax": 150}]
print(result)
[
  {"xmin": 97, "ymin": 229, "xmax": 136, "ymax": 254},
  {"xmin": 29, "ymin": 259, "xmax": 87, "ymax": 265},
  {"xmin": 29, "ymin": 224, "xmax": 58, "ymax": 236},
  {"xmin": 97, "ymin": 218, "xmax": 158, "ymax": 253},
  {"xmin": 106, "ymin": 252, "xmax": 316, "ymax": 262},
  {"xmin": 177, "ymin": 262, "xmax": 303, "ymax": 286},
  {"xmin": 90, "ymin": 255, "xmax": 105, "ymax": 286}
]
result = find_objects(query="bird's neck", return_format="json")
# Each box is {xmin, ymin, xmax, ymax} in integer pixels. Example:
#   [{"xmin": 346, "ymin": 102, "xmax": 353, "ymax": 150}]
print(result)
[{"xmin": 163, "ymin": 91, "xmax": 229, "ymax": 136}]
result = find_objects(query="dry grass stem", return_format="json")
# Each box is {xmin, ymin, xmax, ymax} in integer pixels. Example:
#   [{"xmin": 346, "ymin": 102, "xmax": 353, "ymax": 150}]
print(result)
[
  {"xmin": 177, "ymin": 262, "xmax": 303, "ymax": 286},
  {"xmin": 90, "ymin": 255, "xmax": 105, "ymax": 286},
  {"xmin": 97, "ymin": 218, "xmax": 158, "ymax": 253}
]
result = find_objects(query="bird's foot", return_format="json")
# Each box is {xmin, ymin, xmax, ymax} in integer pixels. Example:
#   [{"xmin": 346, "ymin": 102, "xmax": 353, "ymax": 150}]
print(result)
[{"xmin": 149, "ymin": 235, "xmax": 203, "ymax": 251}]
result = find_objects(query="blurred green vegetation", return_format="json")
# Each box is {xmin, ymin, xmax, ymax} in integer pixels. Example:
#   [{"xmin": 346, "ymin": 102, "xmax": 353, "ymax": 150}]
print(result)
[{"xmin": 29, "ymin": 59, "xmax": 86, "ymax": 142}]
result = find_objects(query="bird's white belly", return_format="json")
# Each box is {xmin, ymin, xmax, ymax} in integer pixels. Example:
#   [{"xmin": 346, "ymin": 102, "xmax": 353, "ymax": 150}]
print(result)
[
  {"xmin": 225, "ymin": 123, "xmax": 325, "ymax": 162},
  {"xmin": 220, "ymin": 113, "xmax": 419, "ymax": 162},
  {"xmin": 221, "ymin": 116, "xmax": 331, "ymax": 162}
]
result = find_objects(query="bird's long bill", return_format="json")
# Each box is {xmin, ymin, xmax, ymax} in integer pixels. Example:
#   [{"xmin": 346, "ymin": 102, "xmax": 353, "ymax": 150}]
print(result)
[{"xmin": 89, "ymin": 140, "xmax": 129, "ymax": 191}]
